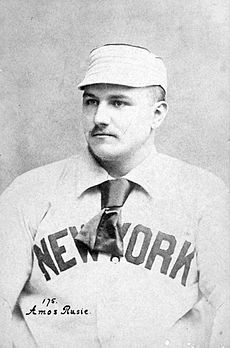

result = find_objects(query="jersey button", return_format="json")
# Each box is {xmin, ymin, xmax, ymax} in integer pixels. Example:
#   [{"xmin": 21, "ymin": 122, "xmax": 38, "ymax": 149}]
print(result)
[{"xmin": 111, "ymin": 256, "xmax": 120, "ymax": 264}]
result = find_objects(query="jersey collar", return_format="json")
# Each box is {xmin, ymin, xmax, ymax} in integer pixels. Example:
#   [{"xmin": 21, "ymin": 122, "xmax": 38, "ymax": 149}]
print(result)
[
  {"xmin": 75, "ymin": 147, "xmax": 110, "ymax": 198},
  {"xmin": 75, "ymin": 146, "xmax": 175, "ymax": 199}
]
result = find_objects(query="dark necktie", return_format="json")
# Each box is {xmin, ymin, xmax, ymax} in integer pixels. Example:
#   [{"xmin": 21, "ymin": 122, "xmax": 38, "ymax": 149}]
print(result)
[{"xmin": 75, "ymin": 179, "xmax": 133, "ymax": 257}]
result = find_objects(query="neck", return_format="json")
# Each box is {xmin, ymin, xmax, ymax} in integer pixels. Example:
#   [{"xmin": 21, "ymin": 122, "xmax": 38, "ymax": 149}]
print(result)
[{"xmin": 90, "ymin": 140, "xmax": 155, "ymax": 178}]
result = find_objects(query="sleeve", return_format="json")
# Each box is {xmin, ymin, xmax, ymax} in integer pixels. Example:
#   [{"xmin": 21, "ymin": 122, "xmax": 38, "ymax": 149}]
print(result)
[
  {"xmin": 196, "ymin": 183, "xmax": 230, "ymax": 347},
  {"xmin": 0, "ymin": 179, "xmax": 33, "ymax": 347}
]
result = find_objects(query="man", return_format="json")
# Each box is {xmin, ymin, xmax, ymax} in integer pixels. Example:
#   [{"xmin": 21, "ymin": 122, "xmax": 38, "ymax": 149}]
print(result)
[{"xmin": 0, "ymin": 44, "xmax": 229, "ymax": 348}]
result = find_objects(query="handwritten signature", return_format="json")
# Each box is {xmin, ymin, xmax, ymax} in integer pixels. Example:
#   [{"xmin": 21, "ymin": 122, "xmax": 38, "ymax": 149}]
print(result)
[{"xmin": 25, "ymin": 298, "xmax": 90, "ymax": 316}]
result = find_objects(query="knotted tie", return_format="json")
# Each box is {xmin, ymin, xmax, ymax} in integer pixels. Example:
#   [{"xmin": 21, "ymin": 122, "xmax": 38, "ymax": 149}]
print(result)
[{"xmin": 76, "ymin": 179, "xmax": 133, "ymax": 257}]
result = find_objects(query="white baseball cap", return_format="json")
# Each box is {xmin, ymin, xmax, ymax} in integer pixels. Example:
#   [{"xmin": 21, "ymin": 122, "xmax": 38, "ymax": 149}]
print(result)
[{"xmin": 78, "ymin": 43, "xmax": 167, "ymax": 93}]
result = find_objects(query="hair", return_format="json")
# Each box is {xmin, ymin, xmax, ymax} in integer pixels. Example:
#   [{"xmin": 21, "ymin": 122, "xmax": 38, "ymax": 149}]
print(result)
[{"xmin": 150, "ymin": 85, "xmax": 166, "ymax": 103}]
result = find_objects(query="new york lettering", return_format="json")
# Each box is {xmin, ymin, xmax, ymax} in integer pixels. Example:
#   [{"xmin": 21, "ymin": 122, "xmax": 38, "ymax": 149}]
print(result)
[{"xmin": 33, "ymin": 223, "xmax": 195, "ymax": 286}]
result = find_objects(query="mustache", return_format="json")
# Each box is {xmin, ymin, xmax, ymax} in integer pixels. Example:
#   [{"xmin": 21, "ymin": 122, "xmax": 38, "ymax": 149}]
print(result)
[{"xmin": 90, "ymin": 126, "xmax": 117, "ymax": 137}]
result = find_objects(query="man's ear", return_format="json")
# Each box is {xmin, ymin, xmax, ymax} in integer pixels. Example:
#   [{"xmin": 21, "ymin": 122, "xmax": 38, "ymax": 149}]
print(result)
[{"xmin": 151, "ymin": 101, "xmax": 168, "ymax": 129}]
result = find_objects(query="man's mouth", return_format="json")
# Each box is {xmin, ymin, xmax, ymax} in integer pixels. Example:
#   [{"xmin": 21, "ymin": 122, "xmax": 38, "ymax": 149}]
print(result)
[
  {"xmin": 94, "ymin": 133, "xmax": 113, "ymax": 137},
  {"xmin": 91, "ymin": 131, "xmax": 116, "ymax": 137}
]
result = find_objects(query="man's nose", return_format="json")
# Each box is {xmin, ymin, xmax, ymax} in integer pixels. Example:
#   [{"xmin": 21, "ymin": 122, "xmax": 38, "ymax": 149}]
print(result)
[{"xmin": 94, "ymin": 102, "xmax": 110, "ymax": 126}]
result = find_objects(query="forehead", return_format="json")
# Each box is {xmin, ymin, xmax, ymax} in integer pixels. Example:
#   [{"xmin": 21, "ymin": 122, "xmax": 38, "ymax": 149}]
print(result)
[{"xmin": 83, "ymin": 83, "xmax": 151, "ymax": 100}]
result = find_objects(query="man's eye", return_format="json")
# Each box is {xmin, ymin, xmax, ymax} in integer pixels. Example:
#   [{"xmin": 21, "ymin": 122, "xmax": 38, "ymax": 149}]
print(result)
[
  {"xmin": 112, "ymin": 100, "xmax": 126, "ymax": 108},
  {"xmin": 84, "ymin": 99, "xmax": 98, "ymax": 106}
]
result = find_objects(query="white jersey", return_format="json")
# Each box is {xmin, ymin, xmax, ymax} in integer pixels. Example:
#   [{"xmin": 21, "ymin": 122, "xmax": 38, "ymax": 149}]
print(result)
[{"xmin": 0, "ymin": 147, "xmax": 229, "ymax": 347}]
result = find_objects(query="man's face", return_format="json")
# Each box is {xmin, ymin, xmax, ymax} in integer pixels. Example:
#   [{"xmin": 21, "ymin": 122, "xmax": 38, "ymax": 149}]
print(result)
[{"xmin": 82, "ymin": 83, "xmax": 157, "ymax": 162}]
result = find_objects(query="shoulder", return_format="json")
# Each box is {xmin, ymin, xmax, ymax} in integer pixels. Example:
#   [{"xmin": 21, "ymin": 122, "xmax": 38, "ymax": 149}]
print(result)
[
  {"xmin": 17, "ymin": 156, "xmax": 78, "ymax": 184},
  {"xmin": 157, "ymin": 153, "xmax": 228, "ymax": 201},
  {"xmin": 17, "ymin": 155, "xmax": 78, "ymax": 183},
  {"xmin": 0, "ymin": 155, "xmax": 85, "ymax": 235},
  {"xmin": 1, "ymin": 155, "xmax": 80, "ymax": 202}
]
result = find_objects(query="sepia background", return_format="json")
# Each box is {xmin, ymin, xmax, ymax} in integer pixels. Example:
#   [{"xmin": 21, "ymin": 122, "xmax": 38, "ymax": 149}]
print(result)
[{"xmin": 0, "ymin": 0, "xmax": 229, "ymax": 193}]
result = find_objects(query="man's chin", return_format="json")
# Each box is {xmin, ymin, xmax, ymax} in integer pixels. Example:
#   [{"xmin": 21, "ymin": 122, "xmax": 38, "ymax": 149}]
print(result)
[{"xmin": 88, "ymin": 144, "xmax": 121, "ymax": 162}]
